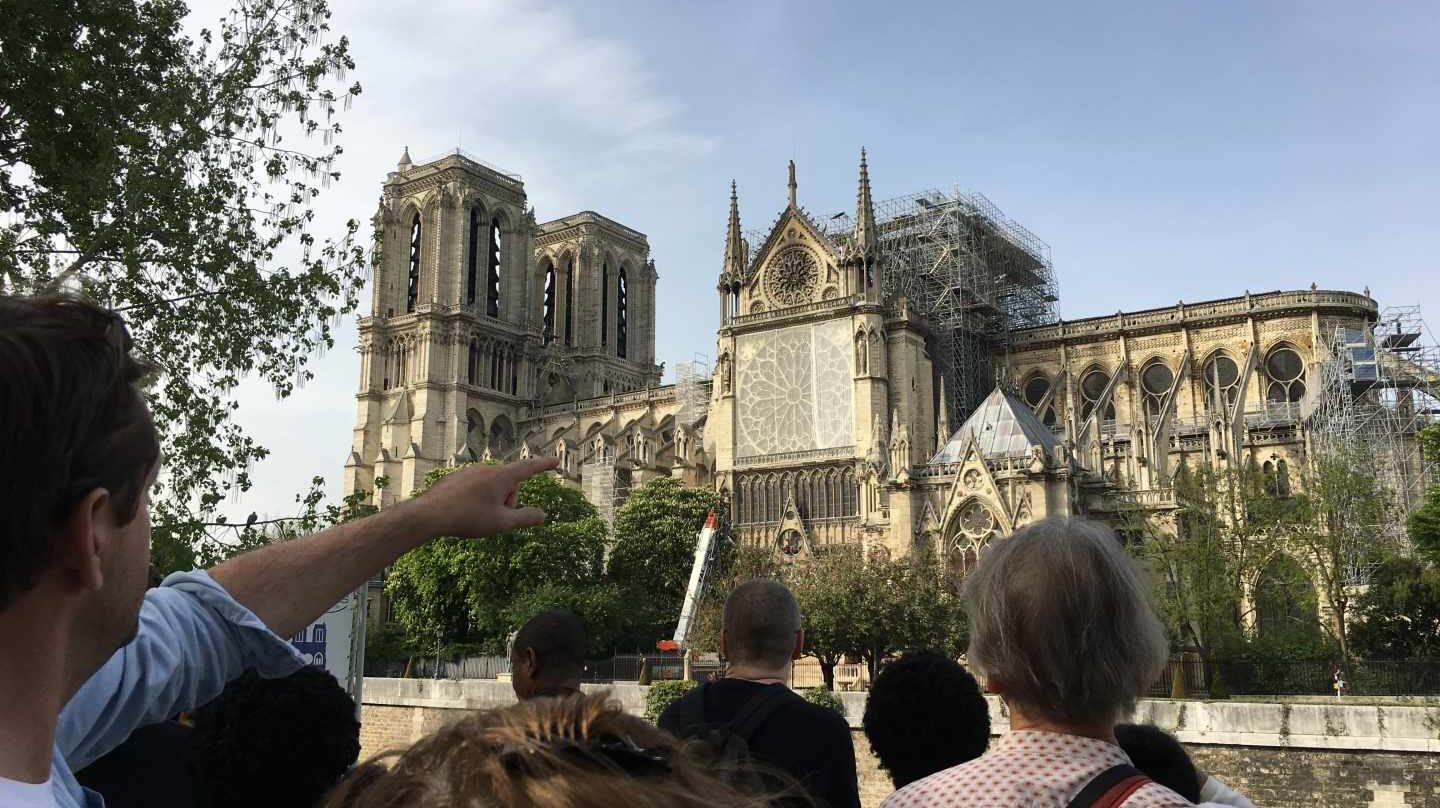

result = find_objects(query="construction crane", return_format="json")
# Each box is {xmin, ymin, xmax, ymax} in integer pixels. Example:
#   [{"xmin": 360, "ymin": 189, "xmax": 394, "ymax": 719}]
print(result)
[{"xmin": 660, "ymin": 510, "xmax": 720, "ymax": 666}]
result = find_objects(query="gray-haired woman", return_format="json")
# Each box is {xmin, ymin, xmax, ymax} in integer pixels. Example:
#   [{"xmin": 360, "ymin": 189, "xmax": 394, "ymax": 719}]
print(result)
[{"xmin": 881, "ymin": 518, "xmax": 1240, "ymax": 807}]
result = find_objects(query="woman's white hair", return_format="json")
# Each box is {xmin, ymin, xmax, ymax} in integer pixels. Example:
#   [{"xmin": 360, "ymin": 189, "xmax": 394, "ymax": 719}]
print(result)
[{"xmin": 963, "ymin": 517, "xmax": 1168, "ymax": 726}]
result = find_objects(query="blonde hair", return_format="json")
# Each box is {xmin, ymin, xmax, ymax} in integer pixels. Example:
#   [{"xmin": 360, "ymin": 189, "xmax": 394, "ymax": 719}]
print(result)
[{"xmin": 324, "ymin": 691, "xmax": 805, "ymax": 808}]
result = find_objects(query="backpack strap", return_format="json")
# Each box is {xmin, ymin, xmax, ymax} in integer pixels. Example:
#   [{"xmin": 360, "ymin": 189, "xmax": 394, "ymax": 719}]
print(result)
[
  {"xmin": 1067, "ymin": 764, "xmax": 1152, "ymax": 808},
  {"xmin": 726, "ymin": 684, "xmax": 792, "ymax": 743},
  {"xmin": 667, "ymin": 681, "xmax": 711, "ymax": 735}
]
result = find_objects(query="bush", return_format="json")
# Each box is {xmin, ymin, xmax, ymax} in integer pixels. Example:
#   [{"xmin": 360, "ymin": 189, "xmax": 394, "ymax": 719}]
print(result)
[
  {"xmin": 801, "ymin": 686, "xmax": 846, "ymax": 717},
  {"xmin": 645, "ymin": 679, "xmax": 696, "ymax": 724}
]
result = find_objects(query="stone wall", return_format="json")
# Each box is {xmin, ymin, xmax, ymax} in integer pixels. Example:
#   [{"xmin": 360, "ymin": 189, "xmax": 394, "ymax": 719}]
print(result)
[{"xmin": 358, "ymin": 679, "xmax": 1440, "ymax": 807}]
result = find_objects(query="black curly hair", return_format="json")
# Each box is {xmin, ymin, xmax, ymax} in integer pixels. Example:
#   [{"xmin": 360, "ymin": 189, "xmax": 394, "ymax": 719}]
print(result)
[
  {"xmin": 1114, "ymin": 723, "xmax": 1202, "ymax": 802},
  {"xmin": 192, "ymin": 666, "xmax": 360, "ymax": 808},
  {"xmin": 861, "ymin": 650, "xmax": 991, "ymax": 789}
]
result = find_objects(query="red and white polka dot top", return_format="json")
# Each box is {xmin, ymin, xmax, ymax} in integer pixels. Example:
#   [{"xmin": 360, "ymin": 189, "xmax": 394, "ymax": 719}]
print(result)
[{"xmin": 879, "ymin": 730, "xmax": 1226, "ymax": 808}]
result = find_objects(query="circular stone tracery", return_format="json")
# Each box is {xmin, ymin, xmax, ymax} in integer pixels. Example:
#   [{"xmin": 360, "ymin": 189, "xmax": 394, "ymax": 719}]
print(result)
[{"xmin": 765, "ymin": 246, "xmax": 819, "ymax": 306}]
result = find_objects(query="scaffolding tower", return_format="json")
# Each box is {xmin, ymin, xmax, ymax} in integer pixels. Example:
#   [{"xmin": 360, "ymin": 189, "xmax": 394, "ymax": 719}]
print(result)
[
  {"xmin": 1305, "ymin": 304, "xmax": 1440, "ymax": 555},
  {"xmin": 674, "ymin": 356, "xmax": 711, "ymax": 428},
  {"xmin": 864, "ymin": 188, "xmax": 1059, "ymax": 425}
]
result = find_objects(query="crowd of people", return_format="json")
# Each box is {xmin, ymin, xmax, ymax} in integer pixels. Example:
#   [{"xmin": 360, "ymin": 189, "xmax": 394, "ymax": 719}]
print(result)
[{"xmin": 0, "ymin": 294, "xmax": 1257, "ymax": 807}]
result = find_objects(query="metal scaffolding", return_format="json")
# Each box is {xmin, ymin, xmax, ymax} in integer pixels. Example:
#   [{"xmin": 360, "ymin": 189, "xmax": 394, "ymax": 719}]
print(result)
[
  {"xmin": 1305, "ymin": 304, "xmax": 1440, "ymax": 553},
  {"xmin": 866, "ymin": 188, "xmax": 1059, "ymax": 425},
  {"xmin": 674, "ymin": 356, "xmax": 711, "ymax": 428}
]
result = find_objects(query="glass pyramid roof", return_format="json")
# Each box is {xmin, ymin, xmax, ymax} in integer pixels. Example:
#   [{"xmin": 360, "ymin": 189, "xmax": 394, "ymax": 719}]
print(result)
[{"xmin": 931, "ymin": 387, "xmax": 1061, "ymax": 463}]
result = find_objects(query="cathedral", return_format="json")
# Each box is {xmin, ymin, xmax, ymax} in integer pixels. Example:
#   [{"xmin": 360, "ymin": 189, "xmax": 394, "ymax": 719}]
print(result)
[{"xmin": 345, "ymin": 147, "xmax": 1398, "ymax": 576}]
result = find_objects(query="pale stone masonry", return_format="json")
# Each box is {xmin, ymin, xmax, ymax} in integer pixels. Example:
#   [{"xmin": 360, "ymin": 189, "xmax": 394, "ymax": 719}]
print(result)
[{"xmin": 347, "ymin": 148, "xmax": 1398, "ymax": 630}]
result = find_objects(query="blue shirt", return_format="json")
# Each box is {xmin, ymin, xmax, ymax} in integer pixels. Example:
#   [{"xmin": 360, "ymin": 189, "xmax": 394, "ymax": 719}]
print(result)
[{"xmin": 48, "ymin": 571, "xmax": 306, "ymax": 808}]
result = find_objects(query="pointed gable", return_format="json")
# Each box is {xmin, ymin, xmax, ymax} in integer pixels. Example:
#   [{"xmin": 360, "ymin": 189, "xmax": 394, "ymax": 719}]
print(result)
[{"xmin": 931, "ymin": 387, "xmax": 1061, "ymax": 463}]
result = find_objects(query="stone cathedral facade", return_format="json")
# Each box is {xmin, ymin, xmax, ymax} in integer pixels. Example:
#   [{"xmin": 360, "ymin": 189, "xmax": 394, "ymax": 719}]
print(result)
[{"xmin": 346, "ymin": 149, "xmax": 1380, "ymax": 579}]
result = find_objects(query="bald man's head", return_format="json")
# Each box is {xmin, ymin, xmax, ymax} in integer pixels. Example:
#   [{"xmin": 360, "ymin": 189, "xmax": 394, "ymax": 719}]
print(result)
[{"xmin": 722, "ymin": 578, "xmax": 802, "ymax": 669}]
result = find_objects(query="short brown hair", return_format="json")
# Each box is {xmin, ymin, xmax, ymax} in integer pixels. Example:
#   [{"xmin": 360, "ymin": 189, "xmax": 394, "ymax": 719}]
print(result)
[
  {"xmin": 0, "ymin": 295, "xmax": 158, "ymax": 609},
  {"xmin": 323, "ymin": 692, "xmax": 799, "ymax": 808},
  {"xmin": 723, "ymin": 578, "xmax": 802, "ymax": 669}
]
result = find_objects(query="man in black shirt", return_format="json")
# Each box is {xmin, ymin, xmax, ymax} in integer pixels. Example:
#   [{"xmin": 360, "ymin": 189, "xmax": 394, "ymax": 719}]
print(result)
[{"xmin": 659, "ymin": 579, "xmax": 860, "ymax": 808}]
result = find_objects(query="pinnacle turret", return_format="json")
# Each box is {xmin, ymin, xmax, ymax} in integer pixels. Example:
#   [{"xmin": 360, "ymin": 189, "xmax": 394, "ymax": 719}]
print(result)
[
  {"xmin": 853, "ymin": 148, "xmax": 878, "ymax": 258},
  {"xmin": 787, "ymin": 160, "xmax": 798, "ymax": 208},
  {"xmin": 396, "ymin": 146, "xmax": 414, "ymax": 173},
  {"xmin": 723, "ymin": 180, "xmax": 745, "ymax": 278}
]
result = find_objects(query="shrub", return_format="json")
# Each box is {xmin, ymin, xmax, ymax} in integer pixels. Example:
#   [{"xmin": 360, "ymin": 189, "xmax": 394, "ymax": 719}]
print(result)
[
  {"xmin": 645, "ymin": 679, "xmax": 696, "ymax": 724},
  {"xmin": 801, "ymin": 686, "xmax": 846, "ymax": 717}
]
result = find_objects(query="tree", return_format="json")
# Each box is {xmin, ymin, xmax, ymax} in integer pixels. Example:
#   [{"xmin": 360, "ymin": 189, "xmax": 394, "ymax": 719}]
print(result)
[
  {"xmin": 1124, "ymin": 462, "xmax": 1277, "ymax": 660},
  {"xmin": 1, "ymin": 0, "xmax": 367, "ymax": 559},
  {"xmin": 850, "ymin": 550, "xmax": 967, "ymax": 682},
  {"xmin": 608, "ymin": 478, "xmax": 728, "ymax": 647},
  {"xmin": 385, "ymin": 467, "xmax": 607, "ymax": 656},
  {"xmin": 1409, "ymin": 424, "xmax": 1440, "ymax": 565},
  {"xmin": 1350, "ymin": 557, "xmax": 1440, "ymax": 659},
  {"xmin": 1291, "ymin": 449, "xmax": 1391, "ymax": 667},
  {"xmin": 789, "ymin": 547, "xmax": 866, "ymax": 690}
]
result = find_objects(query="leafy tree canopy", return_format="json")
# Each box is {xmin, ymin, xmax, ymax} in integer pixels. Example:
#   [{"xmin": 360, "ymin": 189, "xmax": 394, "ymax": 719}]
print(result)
[
  {"xmin": 608, "ymin": 477, "xmax": 727, "ymax": 646},
  {"xmin": 1350, "ymin": 557, "xmax": 1440, "ymax": 660},
  {"xmin": 0, "ymin": 0, "xmax": 366, "ymax": 564},
  {"xmin": 385, "ymin": 467, "xmax": 606, "ymax": 654}
]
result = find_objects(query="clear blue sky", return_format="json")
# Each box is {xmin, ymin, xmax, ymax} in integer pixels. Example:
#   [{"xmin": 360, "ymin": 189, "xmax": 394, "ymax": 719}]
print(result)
[{"xmin": 218, "ymin": 0, "xmax": 1440, "ymax": 521}]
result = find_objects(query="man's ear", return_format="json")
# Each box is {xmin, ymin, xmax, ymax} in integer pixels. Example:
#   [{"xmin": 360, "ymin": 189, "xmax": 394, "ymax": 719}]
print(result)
[
  {"xmin": 519, "ymin": 647, "xmax": 538, "ymax": 675},
  {"xmin": 54, "ymin": 488, "xmax": 113, "ymax": 594},
  {"xmin": 792, "ymin": 629, "xmax": 804, "ymax": 661}
]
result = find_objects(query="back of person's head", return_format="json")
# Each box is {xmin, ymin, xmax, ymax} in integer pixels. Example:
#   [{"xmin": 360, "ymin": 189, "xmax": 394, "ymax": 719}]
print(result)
[
  {"xmin": 1114, "ymin": 723, "xmax": 1201, "ymax": 802},
  {"xmin": 722, "ymin": 578, "xmax": 801, "ymax": 670},
  {"xmin": 323, "ymin": 691, "xmax": 802, "ymax": 808},
  {"xmin": 193, "ymin": 666, "xmax": 360, "ymax": 808},
  {"xmin": 862, "ymin": 650, "xmax": 990, "ymax": 788},
  {"xmin": 0, "ymin": 296, "xmax": 158, "ymax": 613},
  {"xmin": 962, "ymin": 517, "xmax": 1168, "ymax": 728},
  {"xmin": 511, "ymin": 609, "xmax": 588, "ymax": 699}
]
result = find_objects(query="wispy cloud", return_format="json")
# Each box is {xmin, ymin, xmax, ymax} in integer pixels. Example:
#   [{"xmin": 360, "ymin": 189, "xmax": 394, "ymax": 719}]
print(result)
[{"xmin": 185, "ymin": 0, "xmax": 716, "ymax": 519}]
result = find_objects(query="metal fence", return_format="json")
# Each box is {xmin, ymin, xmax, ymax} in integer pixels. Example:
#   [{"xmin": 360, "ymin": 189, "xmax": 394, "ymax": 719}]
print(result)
[
  {"xmin": 365, "ymin": 653, "xmax": 685, "ymax": 683},
  {"xmin": 1149, "ymin": 658, "xmax": 1440, "ymax": 698}
]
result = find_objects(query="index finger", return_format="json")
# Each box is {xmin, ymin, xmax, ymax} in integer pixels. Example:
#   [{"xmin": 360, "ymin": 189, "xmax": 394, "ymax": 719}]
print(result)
[{"xmin": 502, "ymin": 456, "xmax": 560, "ymax": 481}]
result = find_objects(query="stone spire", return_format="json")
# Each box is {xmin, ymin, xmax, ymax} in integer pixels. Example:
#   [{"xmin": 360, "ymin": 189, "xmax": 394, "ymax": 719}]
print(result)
[
  {"xmin": 787, "ymin": 160, "xmax": 798, "ymax": 208},
  {"xmin": 723, "ymin": 180, "xmax": 745, "ymax": 277},
  {"xmin": 853, "ymin": 148, "xmax": 878, "ymax": 258},
  {"xmin": 396, "ymin": 146, "xmax": 413, "ymax": 173}
]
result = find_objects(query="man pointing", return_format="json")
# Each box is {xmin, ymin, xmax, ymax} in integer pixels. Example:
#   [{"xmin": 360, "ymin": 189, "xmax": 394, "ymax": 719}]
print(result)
[{"xmin": 0, "ymin": 295, "xmax": 560, "ymax": 808}]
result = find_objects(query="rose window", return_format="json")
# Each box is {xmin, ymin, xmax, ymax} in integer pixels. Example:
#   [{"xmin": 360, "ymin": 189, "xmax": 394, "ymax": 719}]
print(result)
[
  {"xmin": 765, "ymin": 247, "xmax": 819, "ymax": 306},
  {"xmin": 958, "ymin": 501, "xmax": 996, "ymax": 541}
]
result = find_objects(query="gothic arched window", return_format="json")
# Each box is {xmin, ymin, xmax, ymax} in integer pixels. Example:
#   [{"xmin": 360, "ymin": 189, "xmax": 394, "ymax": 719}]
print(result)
[
  {"xmin": 406, "ymin": 213, "xmax": 422, "ymax": 313},
  {"xmin": 466, "ymin": 206, "xmax": 481, "ymax": 306},
  {"xmin": 564, "ymin": 257, "xmax": 575, "ymax": 346},
  {"xmin": 486, "ymin": 216, "xmax": 502, "ymax": 318},
  {"xmin": 617, "ymin": 265, "xmax": 629, "ymax": 358},
  {"xmin": 1203, "ymin": 352, "xmax": 1242, "ymax": 411},
  {"xmin": 601, "ymin": 262, "xmax": 610, "ymax": 346},
  {"xmin": 1080, "ymin": 367, "xmax": 1116, "ymax": 421},
  {"xmin": 467, "ymin": 339, "xmax": 480, "ymax": 386},
  {"xmin": 1265, "ymin": 346, "xmax": 1306, "ymax": 404},
  {"xmin": 1022, "ymin": 372, "xmax": 1056, "ymax": 426},
  {"xmin": 542, "ymin": 263, "xmax": 556, "ymax": 346},
  {"xmin": 1140, "ymin": 361, "xmax": 1175, "ymax": 419}
]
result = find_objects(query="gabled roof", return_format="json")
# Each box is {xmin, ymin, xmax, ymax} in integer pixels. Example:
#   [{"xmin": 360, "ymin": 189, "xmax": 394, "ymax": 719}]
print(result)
[{"xmin": 931, "ymin": 387, "xmax": 1061, "ymax": 463}]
